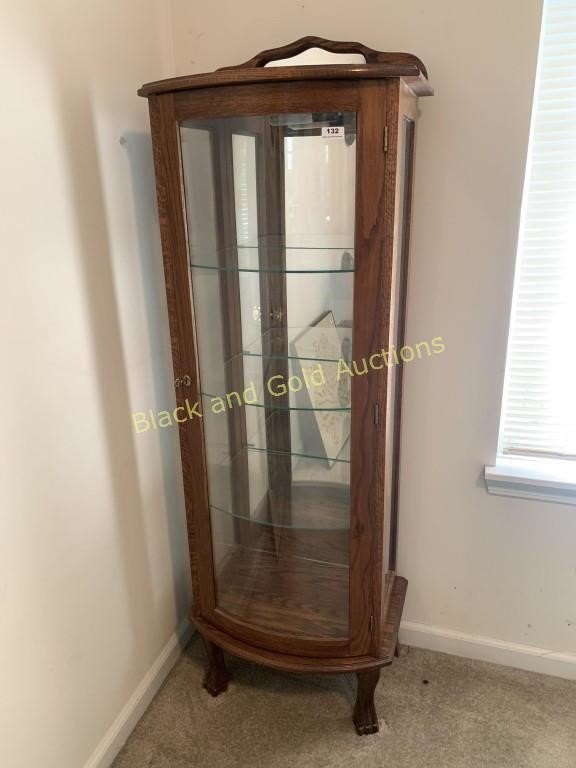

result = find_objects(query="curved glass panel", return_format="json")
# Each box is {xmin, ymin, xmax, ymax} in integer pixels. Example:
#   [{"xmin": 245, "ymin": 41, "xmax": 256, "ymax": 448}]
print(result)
[{"xmin": 180, "ymin": 112, "xmax": 356, "ymax": 638}]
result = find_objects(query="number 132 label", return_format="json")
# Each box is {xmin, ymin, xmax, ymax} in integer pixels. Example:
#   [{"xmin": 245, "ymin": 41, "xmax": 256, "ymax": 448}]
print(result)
[{"xmin": 322, "ymin": 126, "xmax": 345, "ymax": 138}]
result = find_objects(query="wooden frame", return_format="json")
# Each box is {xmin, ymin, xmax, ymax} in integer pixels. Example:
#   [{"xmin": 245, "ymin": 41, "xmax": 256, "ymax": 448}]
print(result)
[{"xmin": 142, "ymin": 37, "xmax": 432, "ymax": 735}]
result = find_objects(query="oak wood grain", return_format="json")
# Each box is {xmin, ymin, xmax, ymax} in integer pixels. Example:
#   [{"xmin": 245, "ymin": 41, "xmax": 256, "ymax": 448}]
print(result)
[
  {"xmin": 174, "ymin": 80, "xmax": 359, "ymax": 122},
  {"xmin": 220, "ymin": 36, "xmax": 428, "ymax": 79},
  {"xmin": 139, "ymin": 65, "xmax": 432, "ymax": 98},
  {"xmin": 216, "ymin": 545, "xmax": 349, "ymax": 638},
  {"xmin": 192, "ymin": 574, "xmax": 407, "ymax": 673},
  {"xmin": 348, "ymin": 80, "xmax": 391, "ymax": 657},
  {"xmin": 148, "ymin": 94, "xmax": 216, "ymax": 616}
]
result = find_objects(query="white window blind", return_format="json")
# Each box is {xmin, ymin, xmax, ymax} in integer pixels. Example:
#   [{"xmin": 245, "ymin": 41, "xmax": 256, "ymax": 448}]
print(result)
[{"xmin": 500, "ymin": 0, "xmax": 576, "ymax": 460}]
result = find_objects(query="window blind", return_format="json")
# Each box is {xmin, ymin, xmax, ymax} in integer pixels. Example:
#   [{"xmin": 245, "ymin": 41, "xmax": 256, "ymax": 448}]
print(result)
[{"xmin": 500, "ymin": 0, "xmax": 576, "ymax": 459}]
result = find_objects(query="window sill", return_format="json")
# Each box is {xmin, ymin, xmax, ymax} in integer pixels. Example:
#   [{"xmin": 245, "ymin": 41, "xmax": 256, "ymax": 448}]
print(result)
[{"xmin": 484, "ymin": 456, "xmax": 576, "ymax": 506}]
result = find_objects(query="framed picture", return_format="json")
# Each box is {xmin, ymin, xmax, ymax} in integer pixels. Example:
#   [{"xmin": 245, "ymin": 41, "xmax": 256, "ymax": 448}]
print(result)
[{"xmin": 291, "ymin": 311, "xmax": 351, "ymax": 468}]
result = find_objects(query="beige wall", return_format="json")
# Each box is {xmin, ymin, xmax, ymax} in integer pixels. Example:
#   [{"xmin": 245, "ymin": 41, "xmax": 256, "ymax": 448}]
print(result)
[
  {"xmin": 170, "ymin": 0, "xmax": 576, "ymax": 656},
  {"xmin": 0, "ymin": 2, "xmax": 190, "ymax": 768}
]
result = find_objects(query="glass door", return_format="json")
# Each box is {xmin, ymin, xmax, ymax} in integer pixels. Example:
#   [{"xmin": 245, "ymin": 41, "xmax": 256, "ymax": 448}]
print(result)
[{"xmin": 180, "ymin": 111, "xmax": 356, "ymax": 639}]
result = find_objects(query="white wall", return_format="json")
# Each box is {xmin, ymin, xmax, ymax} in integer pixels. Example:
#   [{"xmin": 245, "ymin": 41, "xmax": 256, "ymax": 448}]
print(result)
[
  {"xmin": 0, "ymin": 3, "xmax": 191, "ymax": 768},
  {"xmin": 170, "ymin": 0, "xmax": 576, "ymax": 660}
]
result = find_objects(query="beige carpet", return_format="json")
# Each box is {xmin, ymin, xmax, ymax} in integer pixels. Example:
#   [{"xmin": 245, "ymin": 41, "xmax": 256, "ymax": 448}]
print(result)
[{"xmin": 112, "ymin": 635, "xmax": 576, "ymax": 768}]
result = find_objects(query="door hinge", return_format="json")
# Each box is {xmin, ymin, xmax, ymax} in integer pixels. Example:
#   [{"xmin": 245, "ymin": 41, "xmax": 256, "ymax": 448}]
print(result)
[
  {"xmin": 369, "ymin": 614, "xmax": 375, "ymax": 633},
  {"xmin": 383, "ymin": 125, "xmax": 389, "ymax": 153},
  {"xmin": 373, "ymin": 402, "xmax": 379, "ymax": 426}
]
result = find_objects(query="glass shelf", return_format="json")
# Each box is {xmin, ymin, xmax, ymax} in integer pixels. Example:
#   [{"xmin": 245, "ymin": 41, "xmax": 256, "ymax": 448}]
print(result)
[
  {"xmin": 212, "ymin": 500, "xmax": 350, "ymax": 531},
  {"xmin": 206, "ymin": 447, "xmax": 351, "ymax": 531},
  {"xmin": 191, "ymin": 254, "xmax": 354, "ymax": 273},
  {"xmin": 202, "ymin": 393, "xmax": 351, "ymax": 412},
  {"xmin": 202, "ymin": 341, "xmax": 352, "ymax": 412},
  {"xmin": 241, "ymin": 326, "xmax": 352, "ymax": 363},
  {"xmin": 202, "ymin": 398, "xmax": 350, "ymax": 470},
  {"xmin": 190, "ymin": 236, "xmax": 355, "ymax": 273},
  {"xmin": 247, "ymin": 441, "xmax": 350, "ymax": 465},
  {"xmin": 244, "ymin": 409, "xmax": 350, "ymax": 464}
]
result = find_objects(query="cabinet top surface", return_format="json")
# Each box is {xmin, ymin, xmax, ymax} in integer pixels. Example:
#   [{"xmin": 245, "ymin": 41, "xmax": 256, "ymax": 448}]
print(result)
[{"xmin": 138, "ymin": 36, "xmax": 432, "ymax": 98}]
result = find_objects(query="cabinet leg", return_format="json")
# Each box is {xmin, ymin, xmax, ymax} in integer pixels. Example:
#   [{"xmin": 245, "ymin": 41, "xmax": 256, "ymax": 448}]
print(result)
[
  {"xmin": 202, "ymin": 638, "xmax": 229, "ymax": 697},
  {"xmin": 353, "ymin": 668, "xmax": 380, "ymax": 735}
]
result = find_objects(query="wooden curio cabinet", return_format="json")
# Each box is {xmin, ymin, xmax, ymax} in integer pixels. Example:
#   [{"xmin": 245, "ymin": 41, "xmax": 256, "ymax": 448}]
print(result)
[{"xmin": 139, "ymin": 37, "xmax": 432, "ymax": 735}]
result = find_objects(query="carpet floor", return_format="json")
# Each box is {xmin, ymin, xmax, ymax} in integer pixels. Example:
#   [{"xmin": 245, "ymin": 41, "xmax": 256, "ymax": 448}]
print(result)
[{"xmin": 112, "ymin": 635, "xmax": 576, "ymax": 768}]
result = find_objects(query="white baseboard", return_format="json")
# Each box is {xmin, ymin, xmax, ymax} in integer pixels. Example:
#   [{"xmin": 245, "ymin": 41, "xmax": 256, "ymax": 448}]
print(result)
[
  {"xmin": 400, "ymin": 620, "xmax": 576, "ymax": 681},
  {"xmin": 84, "ymin": 619, "xmax": 194, "ymax": 768}
]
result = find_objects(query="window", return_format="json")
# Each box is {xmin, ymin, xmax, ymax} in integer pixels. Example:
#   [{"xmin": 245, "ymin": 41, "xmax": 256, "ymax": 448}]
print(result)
[{"xmin": 486, "ymin": 0, "xmax": 576, "ymax": 504}]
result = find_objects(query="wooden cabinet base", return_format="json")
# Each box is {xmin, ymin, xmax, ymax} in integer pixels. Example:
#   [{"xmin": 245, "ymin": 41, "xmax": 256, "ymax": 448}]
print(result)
[
  {"xmin": 195, "ymin": 575, "xmax": 406, "ymax": 733},
  {"xmin": 194, "ymin": 575, "xmax": 406, "ymax": 672},
  {"xmin": 198, "ymin": 632, "xmax": 388, "ymax": 734}
]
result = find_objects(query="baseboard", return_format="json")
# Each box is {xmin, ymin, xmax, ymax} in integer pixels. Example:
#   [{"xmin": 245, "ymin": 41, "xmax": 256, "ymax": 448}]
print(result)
[
  {"xmin": 400, "ymin": 620, "xmax": 576, "ymax": 681},
  {"xmin": 84, "ymin": 619, "xmax": 195, "ymax": 768}
]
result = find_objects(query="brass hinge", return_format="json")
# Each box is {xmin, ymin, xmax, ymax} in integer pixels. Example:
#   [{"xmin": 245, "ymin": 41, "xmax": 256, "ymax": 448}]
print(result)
[{"xmin": 383, "ymin": 126, "xmax": 389, "ymax": 153}]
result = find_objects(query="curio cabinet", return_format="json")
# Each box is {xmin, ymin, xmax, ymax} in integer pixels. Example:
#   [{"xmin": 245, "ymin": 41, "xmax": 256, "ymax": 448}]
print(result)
[{"xmin": 139, "ymin": 36, "xmax": 432, "ymax": 735}]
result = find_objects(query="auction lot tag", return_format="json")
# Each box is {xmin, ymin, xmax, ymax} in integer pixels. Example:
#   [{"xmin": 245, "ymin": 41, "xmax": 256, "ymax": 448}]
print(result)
[{"xmin": 322, "ymin": 126, "xmax": 345, "ymax": 138}]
